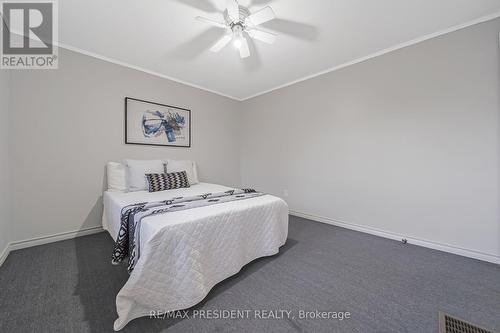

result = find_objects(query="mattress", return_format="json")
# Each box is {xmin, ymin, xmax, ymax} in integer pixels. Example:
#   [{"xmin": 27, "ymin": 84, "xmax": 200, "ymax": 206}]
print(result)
[{"xmin": 102, "ymin": 182, "xmax": 289, "ymax": 330}]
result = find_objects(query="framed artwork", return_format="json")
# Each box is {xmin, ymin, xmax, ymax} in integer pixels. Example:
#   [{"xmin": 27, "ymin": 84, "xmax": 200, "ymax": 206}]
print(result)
[{"xmin": 125, "ymin": 97, "xmax": 191, "ymax": 147}]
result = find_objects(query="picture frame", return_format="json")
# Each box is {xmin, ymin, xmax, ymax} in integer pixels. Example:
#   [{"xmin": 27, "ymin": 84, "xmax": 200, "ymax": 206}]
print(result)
[{"xmin": 125, "ymin": 97, "xmax": 191, "ymax": 148}]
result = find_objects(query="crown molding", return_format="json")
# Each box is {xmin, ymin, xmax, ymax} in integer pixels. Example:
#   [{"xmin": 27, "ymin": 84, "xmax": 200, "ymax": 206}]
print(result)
[
  {"xmin": 10, "ymin": 11, "xmax": 500, "ymax": 102},
  {"xmin": 2, "ymin": 28, "xmax": 241, "ymax": 100},
  {"xmin": 240, "ymin": 11, "xmax": 500, "ymax": 101},
  {"xmin": 56, "ymin": 42, "xmax": 243, "ymax": 101}
]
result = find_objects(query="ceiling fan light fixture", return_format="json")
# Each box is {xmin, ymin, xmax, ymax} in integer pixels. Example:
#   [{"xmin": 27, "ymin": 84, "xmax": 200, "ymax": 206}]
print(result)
[
  {"xmin": 233, "ymin": 38, "xmax": 242, "ymax": 49},
  {"xmin": 233, "ymin": 25, "xmax": 243, "ymax": 49},
  {"xmin": 196, "ymin": 0, "xmax": 277, "ymax": 59}
]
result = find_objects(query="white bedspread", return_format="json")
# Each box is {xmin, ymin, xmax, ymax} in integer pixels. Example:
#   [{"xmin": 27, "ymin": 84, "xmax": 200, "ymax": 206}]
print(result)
[{"xmin": 102, "ymin": 183, "xmax": 289, "ymax": 331}]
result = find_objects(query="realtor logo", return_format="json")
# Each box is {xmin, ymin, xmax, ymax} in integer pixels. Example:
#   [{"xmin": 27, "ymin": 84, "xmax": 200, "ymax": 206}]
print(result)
[{"xmin": 1, "ymin": 0, "xmax": 58, "ymax": 69}]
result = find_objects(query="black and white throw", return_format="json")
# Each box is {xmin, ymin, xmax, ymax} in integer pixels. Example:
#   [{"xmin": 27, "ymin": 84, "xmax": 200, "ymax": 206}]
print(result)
[{"xmin": 112, "ymin": 189, "xmax": 264, "ymax": 273}]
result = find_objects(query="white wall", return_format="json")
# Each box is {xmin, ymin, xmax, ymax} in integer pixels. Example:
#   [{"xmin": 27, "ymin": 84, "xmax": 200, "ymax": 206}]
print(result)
[
  {"xmin": 9, "ymin": 48, "xmax": 241, "ymax": 243},
  {"xmin": 0, "ymin": 69, "xmax": 10, "ymax": 259},
  {"xmin": 240, "ymin": 18, "xmax": 500, "ymax": 260}
]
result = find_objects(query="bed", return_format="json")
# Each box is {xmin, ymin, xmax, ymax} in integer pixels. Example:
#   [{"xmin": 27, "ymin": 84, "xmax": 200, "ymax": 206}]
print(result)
[{"xmin": 102, "ymin": 182, "xmax": 289, "ymax": 331}]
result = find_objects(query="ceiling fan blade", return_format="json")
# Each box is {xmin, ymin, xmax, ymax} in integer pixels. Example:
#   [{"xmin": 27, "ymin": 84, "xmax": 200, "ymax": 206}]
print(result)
[
  {"xmin": 210, "ymin": 34, "xmax": 232, "ymax": 52},
  {"xmin": 239, "ymin": 37, "xmax": 250, "ymax": 58},
  {"xmin": 226, "ymin": 0, "xmax": 240, "ymax": 23},
  {"xmin": 195, "ymin": 16, "xmax": 227, "ymax": 29},
  {"xmin": 247, "ymin": 29, "xmax": 277, "ymax": 44},
  {"xmin": 246, "ymin": 6, "xmax": 275, "ymax": 26}
]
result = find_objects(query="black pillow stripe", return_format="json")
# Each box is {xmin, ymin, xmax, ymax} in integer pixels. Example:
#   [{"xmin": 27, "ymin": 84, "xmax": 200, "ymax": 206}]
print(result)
[{"xmin": 146, "ymin": 171, "xmax": 190, "ymax": 192}]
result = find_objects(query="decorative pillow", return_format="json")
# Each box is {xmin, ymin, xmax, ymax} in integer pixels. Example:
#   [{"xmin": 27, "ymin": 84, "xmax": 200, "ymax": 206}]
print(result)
[
  {"xmin": 107, "ymin": 162, "xmax": 126, "ymax": 192},
  {"xmin": 165, "ymin": 160, "xmax": 199, "ymax": 185},
  {"xmin": 124, "ymin": 159, "xmax": 165, "ymax": 192},
  {"xmin": 146, "ymin": 171, "xmax": 190, "ymax": 192}
]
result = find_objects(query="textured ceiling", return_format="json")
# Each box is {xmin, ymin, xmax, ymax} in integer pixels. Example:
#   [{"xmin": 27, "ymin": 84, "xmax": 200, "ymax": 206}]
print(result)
[{"xmin": 59, "ymin": 0, "xmax": 500, "ymax": 100}]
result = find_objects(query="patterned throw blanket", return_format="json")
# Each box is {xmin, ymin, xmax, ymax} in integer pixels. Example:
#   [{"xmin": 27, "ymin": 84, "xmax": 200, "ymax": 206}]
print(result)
[{"xmin": 112, "ymin": 189, "xmax": 264, "ymax": 273}]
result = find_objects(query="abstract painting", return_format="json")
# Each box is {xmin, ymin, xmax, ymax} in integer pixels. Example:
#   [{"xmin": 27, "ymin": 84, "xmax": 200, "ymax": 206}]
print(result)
[{"xmin": 125, "ymin": 97, "xmax": 191, "ymax": 147}]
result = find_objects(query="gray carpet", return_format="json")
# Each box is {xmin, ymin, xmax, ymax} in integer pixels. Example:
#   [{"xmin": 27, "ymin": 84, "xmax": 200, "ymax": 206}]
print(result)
[{"xmin": 1, "ymin": 216, "xmax": 499, "ymax": 333}]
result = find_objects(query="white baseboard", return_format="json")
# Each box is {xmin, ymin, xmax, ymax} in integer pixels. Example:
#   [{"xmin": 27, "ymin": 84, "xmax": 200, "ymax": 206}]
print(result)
[
  {"xmin": 0, "ymin": 226, "xmax": 104, "ymax": 267},
  {"xmin": 0, "ymin": 244, "xmax": 9, "ymax": 267},
  {"xmin": 2, "ymin": 214, "xmax": 498, "ymax": 267},
  {"xmin": 290, "ymin": 210, "xmax": 500, "ymax": 265}
]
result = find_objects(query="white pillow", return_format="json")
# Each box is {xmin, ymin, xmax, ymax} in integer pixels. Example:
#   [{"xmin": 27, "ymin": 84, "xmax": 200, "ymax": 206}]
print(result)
[
  {"xmin": 124, "ymin": 159, "xmax": 165, "ymax": 191},
  {"xmin": 165, "ymin": 160, "xmax": 199, "ymax": 185},
  {"xmin": 107, "ymin": 162, "xmax": 126, "ymax": 192}
]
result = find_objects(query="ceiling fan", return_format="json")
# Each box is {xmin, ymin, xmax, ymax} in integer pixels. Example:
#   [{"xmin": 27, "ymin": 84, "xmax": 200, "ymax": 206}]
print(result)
[{"xmin": 195, "ymin": 0, "xmax": 277, "ymax": 59}]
